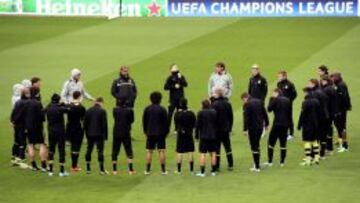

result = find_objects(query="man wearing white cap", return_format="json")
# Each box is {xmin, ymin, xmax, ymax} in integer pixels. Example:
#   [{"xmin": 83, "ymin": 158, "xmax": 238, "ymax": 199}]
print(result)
[
  {"xmin": 208, "ymin": 62, "xmax": 233, "ymax": 99},
  {"xmin": 61, "ymin": 68, "xmax": 94, "ymax": 104}
]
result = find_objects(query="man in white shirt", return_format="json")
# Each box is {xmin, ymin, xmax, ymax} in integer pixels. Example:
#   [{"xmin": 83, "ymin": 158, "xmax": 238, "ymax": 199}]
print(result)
[
  {"xmin": 61, "ymin": 69, "xmax": 94, "ymax": 104},
  {"xmin": 208, "ymin": 62, "xmax": 233, "ymax": 99}
]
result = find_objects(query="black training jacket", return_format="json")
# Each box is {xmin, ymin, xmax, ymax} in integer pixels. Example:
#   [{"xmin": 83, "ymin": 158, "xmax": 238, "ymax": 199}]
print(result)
[
  {"xmin": 174, "ymin": 109, "xmax": 196, "ymax": 135},
  {"xmin": 267, "ymin": 96, "xmax": 292, "ymax": 127},
  {"xmin": 45, "ymin": 103, "xmax": 68, "ymax": 135},
  {"xmin": 334, "ymin": 80, "xmax": 352, "ymax": 113},
  {"xmin": 297, "ymin": 95, "xmax": 321, "ymax": 135},
  {"xmin": 142, "ymin": 104, "xmax": 169, "ymax": 137},
  {"xmin": 66, "ymin": 103, "xmax": 86, "ymax": 133},
  {"xmin": 111, "ymin": 75, "xmax": 137, "ymax": 105},
  {"xmin": 248, "ymin": 74, "xmax": 268, "ymax": 102},
  {"xmin": 25, "ymin": 99, "xmax": 45, "ymax": 132},
  {"xmin": 277, "ymin": 79, "xmax": 297, "ymax": 102},
  {"xmin": 321, "ymin": 84, "xmax": 337, "ymax": 119},
  {"xmin": 84, "ymin": 105, "xmax": 108, "ymax": 140},
  {"xmin": 195, "ymin": 108, "xmax": 217, "ymax": 141},
  {"xmin": 243, "ymin": 98, "xmax": 269, "ymax": 132},
  {"xmin": 212, "ymin": 97, "xmax": 233, "ymax": 133},
  {"xmin": 310, "ymin": 88, "xmax": 330, "ymax": 121},
  {"xmin": 10, "ymin": 98, "xmax": 29, "ymax": 127},
  {"xmin": 113, "ymin": 106, "xmax": 134, "ymax": 137},
  {"xmin": 164, "ymin": 72, "xmax": 188, "ymax": 103}
]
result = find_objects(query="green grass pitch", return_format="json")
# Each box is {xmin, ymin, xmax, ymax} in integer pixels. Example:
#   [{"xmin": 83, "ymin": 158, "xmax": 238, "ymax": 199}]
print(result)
[{"xmin": 0, "ymin": 16, "xmax": 359, "ymax": 203}]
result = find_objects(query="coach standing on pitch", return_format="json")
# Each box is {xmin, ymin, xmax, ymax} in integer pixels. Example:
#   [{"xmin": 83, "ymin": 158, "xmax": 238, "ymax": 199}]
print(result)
[
  {"xmin": 61, "ymin": 68, "xmax": 94, "ymax": 104},
  {"xmin": 111, "ymin": 66, "xmax": 137, "ymax": 108},
  {"xmin": 208, "ymin": 62, "xmax": 233, "ymax": 99},
  {"xmin": 164, "ymin": 64, "xmax": 188, "ymax": 127},
  {"xmin": 248, "ymin": 64, "xmax": 268, "ymax": 103}
]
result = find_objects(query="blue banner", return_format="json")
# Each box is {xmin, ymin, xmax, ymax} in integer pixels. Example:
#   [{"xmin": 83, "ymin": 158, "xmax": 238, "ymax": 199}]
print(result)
[{"xmin": 167, "ymin": 0, "xmax": 359, "ymax": 17}]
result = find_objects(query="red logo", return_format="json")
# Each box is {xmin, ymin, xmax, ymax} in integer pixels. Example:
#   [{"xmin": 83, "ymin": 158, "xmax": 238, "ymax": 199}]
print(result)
[{"xmin": 148, "ymin": 1, "xmax": 161, "ymax": 16}]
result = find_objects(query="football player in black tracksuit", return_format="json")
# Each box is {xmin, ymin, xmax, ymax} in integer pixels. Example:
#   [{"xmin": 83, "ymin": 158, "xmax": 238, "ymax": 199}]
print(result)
[
  {"xmin": 211, "ymin": 88, "xmax": 234, "ymax": 171},
  {"xmin": 67, "ymin": 91, "xmax": 86, "ymax": 172},
  {"xmin": 26, "ymin": 87, "xmax": 47, "ymax": 171},
  {"xmin": 195, "ymin": 99, "xmax": 218, "ymax": 177},
  {"xmin": 30, "ymin": 77, "xmax": 42, "ymax": 102},
  {"xmin": 45, "ymin": 94, "xmax": 69, "ymax": 177},
  {"xmin": 142, "ymin": 91, "xmax": 169, "ymax": 175},
  {"xmin": 298, "ymin": 87, "xmax": 321, "ymax": 165},
  {"xmin": 241, "ymin": 93, "xmax": 269, "ymax": 172},
  {"xmin": 174, "ymin": 98, "xmax": 196, "ymax": 175},
  {"xmin": 111, "ymin": 99, "xmax": 135, "ymax": 175},
  {"xmin": 265, "ymin": 88, "xmax": 292, "ymax": 167},
  {"xmin": 164, "ymin": 64, "xmax": 188, "ymax": 129},
  {"xmin": 84, "ymin": 97, "xmax": 108, "ymax": 175},
  {"xmin": 10, "ymin": 88, "xmax": 30, "ymax": 166},
  {"xmin": 320, "ymin": 75, "xmax": 337, "ymax": 154},
  {"xmin": 308, "ymin": 79, "xmax": 329, "ymax": 159},
  {"xmin": 277, "ymin": 71, "xmax": 297, "ymax": 138},
  {"xmin": 111, "ymin": 66, "xmax": 137, "ymax": 108},
  {"xmin": 331, "ymin": 72, "xmax": 352, "ymax": 152},
  {"xmin": 248, "ymin": 64, "xmax": 268, "ymax": 103}
]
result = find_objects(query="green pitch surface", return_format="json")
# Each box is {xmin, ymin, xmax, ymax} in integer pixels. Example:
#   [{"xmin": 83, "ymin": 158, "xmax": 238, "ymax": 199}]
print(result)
[{"xmin": 0, "ymin": 16, "xmax": 360, "ymax": 203}]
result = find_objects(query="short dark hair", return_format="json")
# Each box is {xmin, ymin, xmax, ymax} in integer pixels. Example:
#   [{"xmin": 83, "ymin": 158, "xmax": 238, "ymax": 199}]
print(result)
[
  {"xmin": 51, "ymin": 93, "xmax": 61, "ymax": 103},
  {"xmin": 215, "ymin": 62, "xmax": 226, "ymax": 70},
  {"xmin": 201, "ymin": 99, "xmax": 210, "ymax": 109},
  {"xmin": 309, "ymin": 78, "xmax": 319, "ymax": 88},
  {"xmin": 150, "ymin": 91, "xmax": 162, "ymax": 104},
  {"xmin": 318, "ymin": 65, "xmax": 329, "ymax": 75},
  {"xmin": 273, "ymin": 88, "xmax": 283, "ymax": 95},
  {"xmin": 179, "ymin": 98, "xmax": 188, "ymax": 109},
  {"xmin": 320, "ymin": 75, "xmax": 333, "ymax": 85},
  {"xmin": 96, "ymin": 97, "xmax": 104, "ymax": 103},
  {"xmin": 30, "ymin": 87, "xmax": 40, "ymax": 99},
  {"xmin": 241, "ymin": 92, "xmax": 250, "ymax": 100},
  {"xmin": 31, "ymin": 77, "xmax": 41, "ymax": 85},
  {"xmin": 278, "ymin": 70, "xmax": 287, "ymax": 77},
  {"xmin": 73, "ymin": 91, "xmax": 81, "ymax": 100}
]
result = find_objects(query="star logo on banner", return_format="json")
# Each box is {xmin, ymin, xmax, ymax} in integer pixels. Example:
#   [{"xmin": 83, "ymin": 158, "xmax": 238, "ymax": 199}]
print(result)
[{"xmin": 147, "ymin": 1, "xmax": 161, "ymax": 16}]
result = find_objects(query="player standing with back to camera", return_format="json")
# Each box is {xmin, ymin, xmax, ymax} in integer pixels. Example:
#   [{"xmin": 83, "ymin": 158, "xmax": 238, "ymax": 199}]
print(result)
[
  {"xmin": 174, "ymin": 98, "xmax": 196, "ymax": 175},
  {"xmin": 241, "ymin": 92, "xmax": 269, "ymax": 172},
  {"xmin": 111, "ymin": 98, "xmax": 136, "ymax": 175},
  {"xmin": 45, "ymin": 94, "xmax": 69, "ymax": 177},
  {"xmin": 264, "ymin": 88, "xmax": 292, "ymax": 167},
  {"xmin": 142, "ymin": 91, "xmax": 169, "ymax": 175},
  {"xmin": 84, "ymin": 97, "xmax": 108, "ymax": 175},
  {"xmin": 211, "ymin": 87, "xmax": 234, "ymax": 172},
  {"xmin": 164, "ymin": 64, "xmax": 188, "ymax": 130},
  {"xmin": 195, "ymin": 99, "xmax": 218, "ymax": 177}
]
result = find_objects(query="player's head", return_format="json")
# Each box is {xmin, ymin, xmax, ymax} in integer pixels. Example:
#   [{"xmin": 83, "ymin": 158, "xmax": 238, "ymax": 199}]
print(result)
[
  {"xmin": 30, "ymin": 87, "xmax": 40, "ymax": 99},
  {"xmin": 72, "ymin": 91, "xmax": 82, "ymax": 101},
  {"xmin": 320, "ymin": 75, "xmax": 333, "ymax": 86},
  {"xmin": 241, "ymin": 92, "xmax": 250, "ymax": 103},
  {"xmin": 179, "ymin": 98, "xmax": 188, "ymax": 110},
  {"xmin": 95, "ymin": 97, "xmax": 104, "ymax": 106},
  {"xmin": 272, "ymin": 88, "xmax": 282, "ymax": 98},
  {"xmin": 51, "ymin": 93, "xmax": 61, "ymax": 104},
  {"xmin": 251, "ymin": 64, "xmax": 260, "ymax": 76},
  {"xmin": 120, "ymin": 66, "xmax": 129, "ymax": 77},
  {"xmin": 308, "ymin": 78, "xmax": 319, "ymax": 89},
  {"xmin": 31, "ymin": 77, "xmax": 41, "ymax": 88},
  {"xmin": 150, "ymin": 91, "xmax": 162, "ymax": 105},
  {"xmin": 302, "ymin": 87, "xmax": 312, "ymax": 97},
  {"xmin": 277, "ymin": 70, "xmax": 287, "ymax": 81},
  {"xmin": 318, "ymin": 65, "xmax": 329, "ymax": 76},
  {"xmin": 71, "ymin": 68, "xmax": 81, "ymax": 81},
  {"xmin": 201, "ymin": 99, "xmax": 211, "ymax": 109},
  {"xmin": 331, "ymin": 72, "xmax": 342, "ymax": 84},
  {"xmin": 170, "ymin": 63, "xmax": 179, "ymax": 73},
  {"xmin": 215, "ymin": 62, "xmax": 225, "ymax": 74}
]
